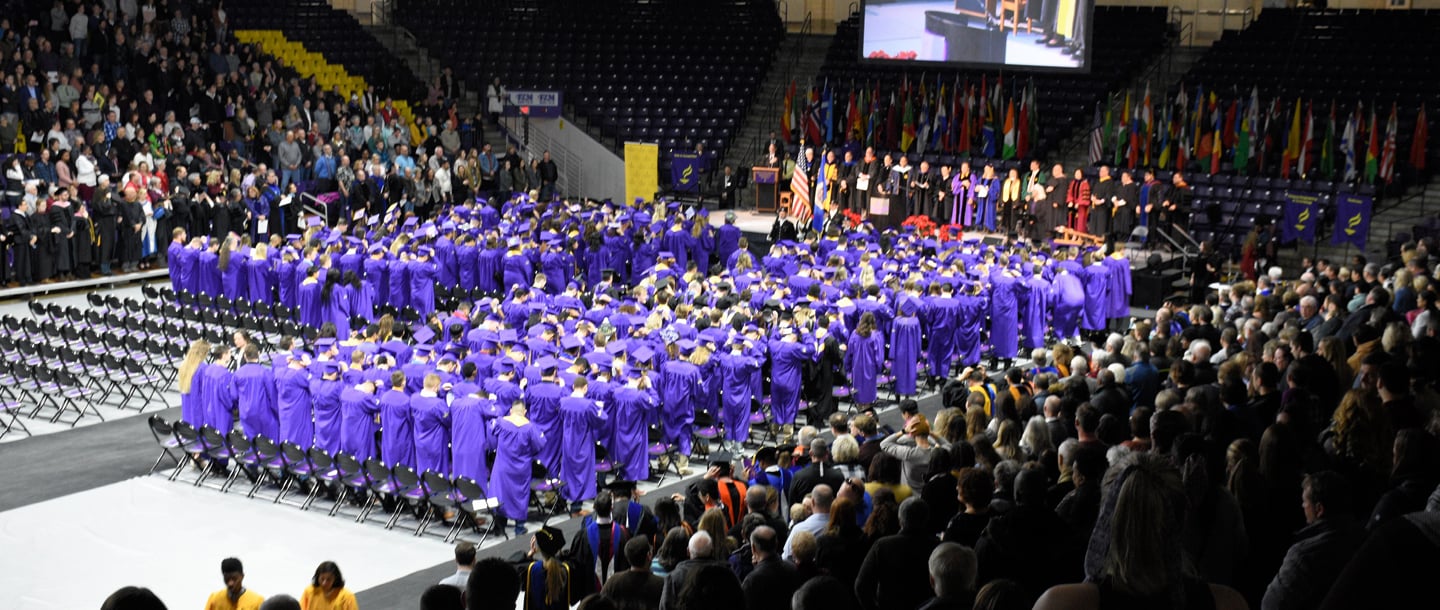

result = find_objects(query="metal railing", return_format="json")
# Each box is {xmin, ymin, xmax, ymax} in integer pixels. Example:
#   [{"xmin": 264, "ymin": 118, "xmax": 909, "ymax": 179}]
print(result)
[{"xmin": 736, "ymin": 10, "xmax": 813, "ymax": 174}]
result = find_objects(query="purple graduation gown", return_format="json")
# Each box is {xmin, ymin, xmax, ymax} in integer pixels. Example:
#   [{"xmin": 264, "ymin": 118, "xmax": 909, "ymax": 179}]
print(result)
[
  {"xmin": 926, "ymin": 295, "xmax": 960, "ymax": 377},
  {"xmin": 409, "ymin": 259, "xmax": 438, "ymax": 315},
  {"xmin": 339, "ymin": 386, "xmax": 381, "ymax": 462},
  {"xmin": 326, "ymin": 284, "xmax": 354, "ymax": 339},
  {"xmin": 220, "ymin": 258, "xmax": 244, "ymax": 302},
  {"xmin": 244, "ymin": 258, "xmax": 273, "ymax": 305},
  {"xmin": 1023, "ymin": 275, "xmax": 1052, "ymax": 350},
  {"xmin": 450, "ymin": 396, "xmax": 500, "ymax": 484},
  {"xmin": 180, "ymin": 372, "xmax": 206, "ymax": 428},
  {"xmin": 768, "ymin": 338, "xmax": 817, "ymax": 425},
  {"xmin": 1103, "ymin": 255, "xmax": 1132, "ymax": 319},
  {"xmin": 170, "ymin": 242, "xmax": 194, "ymax": 294},
  {"xmin": 525, "ymin": 381, "xmax": 566, "ymax": 474},
  {"xmin": 1052, "ymin": 268, "xmax": 1085, "ymax": 340},
  {"xmin": 277, "ymin": 259, "xmax": 297, "ymax": 309},
  {"xmin": 716, "ymin": 351, "xmax": 760, "ymax": 442},
  {"xmin": 989, "ymin": 273, "xmax": 1020, "ymax": 359},
  {"xmin": 388, "ymin": 258, "xmax": 410, "ymax": 310},
  {"xmin": 609, "ymin": 385, "xmax": 659, "ymax": 481},
  {"xmin": 490, "ymin": 417, "xmax": 543, "ymax": 520},
  {"xmin": 196, "ymin": 251, "xmax": 221, "ymax": 296},
  {"xmin": 659, "ymin": 360, "xmax": 702, "ymax": 454},
  {"xmin": 310, "ymin": 377, "xmax": 344, "ymax": 455},
  {"xmin": 845, "ymin": 330, "xmax": 886, "ymax": 404},
  {"xmin": 891, "ymin": 313, "xmax": 922, "ymax": 396},
  {"xmin": 198, "ymin": 363, "xmax": 237, "ymax": 433},
  {"xmin": 558, "ymin": 395, "xmax": 607, "ymax": 502},
  {"xmin": 1081, "ymin": 262, "xmax": 1110, "ymax": 331},
  {"xmin": 380, "ymin": 389, "xmax": 416, "ymax": 470},
  {"xmin": 956, "ymin": 292, "xmax": 986, "ymax": 367},
  {"xmin": 297, "ymin": 281, "xmax": 322, "ymax": 328},
  {"xmin": 275, "ymin": 367, "xmax": 314, "ymax": 448},
  {"xmin": 235, "ymin": 363, "xmax": 278, "ymax": 440},
  {"xmin": 411, "ymin": 393, "xmax": 451, "ymax": 475}
]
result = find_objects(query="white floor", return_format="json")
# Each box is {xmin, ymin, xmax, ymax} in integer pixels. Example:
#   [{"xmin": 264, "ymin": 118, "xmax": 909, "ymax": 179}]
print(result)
[
  {"xmin": 0, "ymin": 283, "xmax": 176, "ymax": 444},
  {"xmin": 0, "ymin": 476, "xmax": 451, "ymax": 610}
]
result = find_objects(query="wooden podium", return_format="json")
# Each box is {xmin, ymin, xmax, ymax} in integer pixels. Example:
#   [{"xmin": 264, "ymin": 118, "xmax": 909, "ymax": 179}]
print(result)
[{"xmin": 753, "ymin": 167, "xmax": 778, "ymax": 213}]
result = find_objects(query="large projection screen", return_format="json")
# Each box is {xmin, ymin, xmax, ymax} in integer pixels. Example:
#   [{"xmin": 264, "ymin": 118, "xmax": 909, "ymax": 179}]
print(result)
[{"xmin": 860, "ymin": 0, "xmax": 1094, "ymax": 72}]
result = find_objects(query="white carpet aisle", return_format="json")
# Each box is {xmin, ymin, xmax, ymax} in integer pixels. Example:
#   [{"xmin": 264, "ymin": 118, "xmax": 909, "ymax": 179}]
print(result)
[{"xmin": 0, "ymin": 476, "xmax": 450, "ymax": 610}]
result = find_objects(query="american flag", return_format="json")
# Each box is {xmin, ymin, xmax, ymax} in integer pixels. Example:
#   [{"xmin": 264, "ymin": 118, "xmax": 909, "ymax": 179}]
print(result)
[
  {"xmin": 1089, "ymin": 103, "xmax": 1104, "ymax": 164},
  {"xmin": 790, "ymin": 160, "xmax": 812, "ymax": 224}
]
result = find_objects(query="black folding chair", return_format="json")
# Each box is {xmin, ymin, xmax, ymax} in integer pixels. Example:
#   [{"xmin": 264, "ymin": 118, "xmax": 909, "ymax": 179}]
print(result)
[
  {"xmin": 275, "ymin": 441, "xmax": 315, "ymax": 506},
  {"xmin": 247, "ymin": 436, "xmax": 288, "ymax": 499},
  {"xmin": 529, "ymin": 462, "xmax": 566, "ymax": 522},
  {"xmin": 195, "ymin": 425, "xmax": 235, "ymax": 489},
  {"xmin": 304, "ymin": 447, "xmax": 343, "ymax": 511},
  {"xmin": 387, "ymin": 464, "xmax": 427, "ymax": 530},
  {"xmin": 0, "ymin": 388, "xmax": 31, "ymax": 440},
  {"xmin": 330, "ymin": 452, "xmax": 371, "ymax": 517},
  {"xmin": 223, "ymin": 429, "xmax": 262, "ymax": 494},
  {"xmin": 145, "ymin": 415, "xmax": 182, "ymax": 474},
  {"xmin": 358, "ymin": 458, "xmax": 398, "ymax": 524},
  {"xmin": 451, "ymin": 476, "xmax": 503, "ymax": 544},
  {"xmin": 168, "ymin": 421, "xmax": 209, "ymax": 482},
  {"xmin": 417, "ymin": 471, "xmax": 458, "ymax": 537}
]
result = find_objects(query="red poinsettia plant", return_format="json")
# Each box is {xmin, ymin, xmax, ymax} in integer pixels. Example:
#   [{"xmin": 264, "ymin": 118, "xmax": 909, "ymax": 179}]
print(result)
[
  {"xmin": 842, "ymin": 209, "xmax": 863, "ymax": 229},
  {"xmin": 939, "ymin": 224, "xmax": 965, "ymax": 239},
  {"xmin": 902, "ymin": 215, "xmax": 937, "ymax": 236}
]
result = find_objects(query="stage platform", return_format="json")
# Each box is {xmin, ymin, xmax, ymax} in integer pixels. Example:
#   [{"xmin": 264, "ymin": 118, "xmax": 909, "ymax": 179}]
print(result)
[{"xmin": 0, "ymin": 269, "xmax": 169, "ymax": 303}]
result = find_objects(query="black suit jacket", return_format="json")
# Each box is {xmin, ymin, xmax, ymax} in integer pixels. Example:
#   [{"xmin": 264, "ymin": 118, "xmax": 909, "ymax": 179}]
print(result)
[
  {"xmin": 854, "ymin": 529, "xmax": 941, "ymax": 610},
  {"xmin": 742, "ymin": 556, "xmax": 798, "ymax": 610}
]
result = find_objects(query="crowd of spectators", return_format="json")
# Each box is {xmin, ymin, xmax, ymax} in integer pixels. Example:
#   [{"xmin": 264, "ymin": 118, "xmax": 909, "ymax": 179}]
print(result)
[{"xmin": 0, "ymin": 0, "xmax": 504, "ymax": 287}]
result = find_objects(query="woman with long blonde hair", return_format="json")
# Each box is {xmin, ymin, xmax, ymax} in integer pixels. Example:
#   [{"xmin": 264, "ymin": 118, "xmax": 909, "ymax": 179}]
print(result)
[{"xmin": 177, "ymin": 339, "xmax": 211, "ymax": 428}]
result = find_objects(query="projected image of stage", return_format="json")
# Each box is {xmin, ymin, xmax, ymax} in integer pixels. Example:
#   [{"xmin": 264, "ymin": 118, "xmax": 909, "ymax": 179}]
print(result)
[{"xmin": 862, "ymin": 0, "xmax": 1091, "ymax": 70}]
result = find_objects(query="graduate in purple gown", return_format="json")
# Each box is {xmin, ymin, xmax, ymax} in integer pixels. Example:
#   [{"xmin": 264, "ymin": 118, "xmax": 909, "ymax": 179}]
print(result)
[
  {"xmin": 277, "ymin": 249, "xmax": 298, "ymax": 310},
  {"xmin": 436, "ymin": 224, "xmax": 459, "ymax": 287},
  {"xmin": 275, "ymin": 355, "xmax": 314, "ymax": 448},
  {"xmin": 168, "ymin": 233, "xmax": 194, "ymax": 295},
  {"xmin": 321, "ymin": 273, "xmax": 353, "ymax": 340},
  {"xmin": 411, "ymin": 373, "xmax": 452, "ymax": 476},
  {"xmin": 1022, "ymin": 264, "xmax": 1053, "ymax": 350},
  {"xmin": 243, "ymin": 245, "xmax": 275, "ymax": 305},
  {"xmin": 456, "ymin": 234, "xmax": 478, "ymax": 291},
  {"xmin": 218, "ymin": 237, "xmax": 245, "ymax": 302},
  {"xmin": 1050, "ymin": 263, "xmax": 1082, "ymax": 341},
  {"xmin": 844, "ymin": 312, "xmax": 886, "ymax": 406},
  {"xmin": 558, "ymin": 377, "xmax": 608, "ymax": 508},
  {"xmin": 989, "ymin": 270, "xmax": 1021, "ymax": 365},
  {"xmin": 925, "ymin": 283, "xmax": 960, "ymax": 382},
  {"xmin": 198, "ymin": 345, "xmax": 237, "ymax": 433},
  {"xmin": 956, "ymin": 282, "xmax": 986, "ymax": 367},
  {"xmin": 450, "ymin": 389, "xmax": 500, "ymax": 485},
  {"xmin": 501, "ymin": 238, "xmax": 533, "ymax": 294},
  {"xmin": 491, "ymin": 399, "xmax": 545, "ymax": 534},
  {"xmin": 891, "ymin": 296, "xmax": 923, "ymax": 396},
  {"xmin": 1103, "ymin": 252, "xmax": 1132, "ymax": 325},
  {"xmin": 409, "ymin": 247, "xmax": 439, "ymax": 316},
  {"xmin": 296, "ymin": 266, "xmax": 323, "ymax": 328},
  {"xmin": 768, "ymin": 325, "xmax": 818, "ymax": 431},
  {"xmin": 659, "ymin": 341, "xmax": 703, "ymax": 456},
  {"xmin": 524, "ymin": 357, "xmax": 567, "ymax": 474},
  {"xmin": 1081, "ymin": 252, "xmax": 1111, "ymax": 335},
  {"xmin": 347, "ymin": 271, "xmax": 373, "ymax": 322},
  {"xmin": 363, "ymin": 246, "xmax": 387, "ymax": 310},
  {"xmin": 196, "ymin": 240, "xmax": 221, "ymax": 296},
  {"xmin": 387, "ymin": 253, "xmax": 411, "ymax": 311},
  {"xmin": 477, "ymin": 237, "xmax": 504, "ymax": 294},
  {"xmin": 379, "ymin": 370, "xmax": 416, "ymax": 470},
  {"xmin": 714, "ymin": 341, "xmax": 760, "ymax": 451},
  {"xmin": 234, "ymin": 344, "xmax": 278, "ymax": 440},
  {"xmin": 178, "ymin": 341, "xmax": 209, "ymax": 428},
  {"xmin": 339, "ymin": 380, "xmax": 381, "ymax": 462},
  {"xmin": 608, "ymin": 370, "xmax": 660, "ymax": 482},
  {"xmin": 310, "ymin": 361, "xmax": 345, "ymax": 455}
]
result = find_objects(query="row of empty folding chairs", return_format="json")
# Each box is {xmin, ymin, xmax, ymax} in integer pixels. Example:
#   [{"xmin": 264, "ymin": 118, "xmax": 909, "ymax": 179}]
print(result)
[{"xmin": 149, "ymin": 415, "xmax": 506, "ymax": 545}]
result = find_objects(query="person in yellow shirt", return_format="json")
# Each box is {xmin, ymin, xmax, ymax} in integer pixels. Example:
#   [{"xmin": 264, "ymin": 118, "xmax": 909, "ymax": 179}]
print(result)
[
  {"xmin": 205, "ymin": 558, "xmax": 264, "ymax": 610},
  {"xmin": 300, "ymin": 561, "xmax": 358, "ymax": 610}
]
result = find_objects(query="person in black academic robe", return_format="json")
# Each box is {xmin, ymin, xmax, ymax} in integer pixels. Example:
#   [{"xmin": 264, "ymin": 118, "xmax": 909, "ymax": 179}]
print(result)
[
  {"xmin": 769, "ymin": 208, "xmax": 798, "ymax": 243},
  {"xmin": 855, "ymin": 149, "xmax": 880, "ymax": 214},
  {"xmin": 72, "ymin": 204, "xmax": 96, "ymax": 278},
  {"xmin": 118, "ymin": 187, "xmax": 146, "ymax": 272},
  {"xmin": 9, "ymin": 199, "xmax": 36, "ymax": 285},
  {"xmin": 1113, "ymin": 171, "xmax": 1140, "ymax": 239},
  {"xmin": 33, "ymin": 199, "xmax": 57, "ymax": 282},
  {"xmin": 91, "ymin": 181, "xmax": 118, "ymax": 275},
  {"xmin": 1089, "ymin": 167, "xmax": 1117, "ymax": 236}
]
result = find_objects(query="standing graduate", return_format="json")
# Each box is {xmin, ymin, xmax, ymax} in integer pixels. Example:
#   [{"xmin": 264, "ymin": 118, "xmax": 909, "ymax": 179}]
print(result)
[
  {"xmin": 491, "ymin": 399, "xmax": 544, "ymax": 535},
  {"xmin": 501, "ymin": 236, "xmax": 533, "ymax": 294},
  {"xmin": 388, "ymin": 244, "xmax": 412, "ymax": 312},
  {"xmin": 177, "ymin": 340, "xmax": 211, "ymax": 430},
  {"xmin": 297, "ymin": 265, "xmax": 323, "ymax": 328},
  {"xmin": 924, "ymin": 282, "xmax": 960, "ymax": 385},
  {"xmin": 196, "ymin": 238, "xmax": 221, "ymax": 296},
  {"xmin": 218, "ymin": 236, "xmax": 245, "ymax": 302},
  {"xmin": 525, "ymin": 357, "xmax": 567, "ymax": 475},
  {"xmin": 275, "ymin": 354, "xmax": 315, "ymax": 449},
  {"xmin": 244, "ymin": 243, "xmax": 275, "ymax": 305},
  {"xmin": 1103, "ymin": 250, "xmax": 1133, "ymax": 331},
  {"xmin": 714, "ymin": 338, "xmax": 761, "ymax": 453},
  {"xmin": 844, "ymin": 312, "xmax": 886, "ymax": 408},
  {"xmin": 989, "ymin": 269, "xmax": 1022, "ymax": 369},
  {"xmin": 608, "ymin": 368, "xmax": 660, "ymax": 482},
  {"xmin": 1022, "ymin": 263, "xmax": 1053, "ymax": 351},
  {"xmin": 379, "ymin": 370, "xmax": 417, "ymax": 470},
  {"xmin": 1080, "ymin": 251, "xmax": 1111, "ymax": 340},
  {"xmin": 411, "ymin": 373, "xmax": 452, "ymax": 476},
  {"xmin": 768, "ymin": 324, "xmax": 818, "ymax": 442},
  {"xmin": 891, "ymin": 295, "xmax": 923, "ymax": 397},
  {"xmin": 558, "ymin": 376, "xmax": 608, "ymax": 512},
  {"xmin": 310, "ymin": 361, "xmax": 346, "ymax": 455},
  {"xmin": 168, "ymin": 230, "xmax": 194, "ymax": 294},
  {"xmin": 277, "ymin": 247, "xmax": 299, "ymax": 310},
  {"xmin": 197, "ymin": 344, "xmax": 238, "ymax": 434},
  {"xmin": 659, "ymin": 340, "xmax": 703, "ymax": 459},
  {"xmin": 339, "ymin": 379, "xmax": 382, "ymax": 462},
  {"xmin": 956, "ymin": 281, "xmax": 987, "ymax": 368},
  {"xmin": 321, "ymin": 273, "xmax": 353, "ymax": 340},
  {"xmin": 409, "ymin": 246, "xmax": 439, "ymax": 316},
  {"xmin": 234, "ymin": 344, "xmax": 279, "ymax": 441},
  {"xmin": 450, "ymin": 387, "xmax": 500, "ymax": 485},
  {"xmin": 1052, "ymin": 256, "xmax": 1086, "ymax": 342}
]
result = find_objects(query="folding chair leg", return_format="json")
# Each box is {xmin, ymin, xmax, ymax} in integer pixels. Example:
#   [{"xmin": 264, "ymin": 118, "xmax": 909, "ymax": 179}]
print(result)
[
  {"xmin": 385, "ymin": 502, "xmax": 407, "ymax": 529},
  {"xmin": 274, "ymin": 476, "xmax": 294, "ymax": 504},
  {"xmin": 329, "ymin": 488, "xmax": 350, "ymax": 517},
  {"xmin": 415, "ymin": 506, "xmax": 434, "ymax": 536}
]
